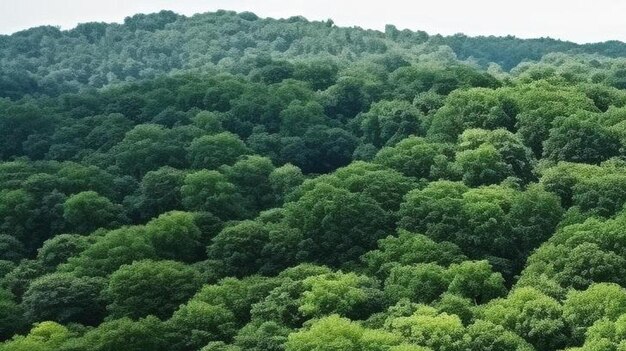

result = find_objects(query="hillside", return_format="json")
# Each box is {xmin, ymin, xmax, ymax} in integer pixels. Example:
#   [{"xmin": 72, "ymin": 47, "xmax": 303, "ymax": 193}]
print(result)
[
  {"xmin": 1, "ymin": 9, "xmax": 626, "ymax": 351},
  {"xmin": 2, "ymin": 9, "xmax": 626, "ymax": 99}
]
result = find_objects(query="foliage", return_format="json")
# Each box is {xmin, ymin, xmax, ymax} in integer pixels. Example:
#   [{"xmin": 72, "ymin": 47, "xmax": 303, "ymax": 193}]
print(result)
[{"xmin": 1, "ymin": 8, "xmax": 626, "ymax": 351}]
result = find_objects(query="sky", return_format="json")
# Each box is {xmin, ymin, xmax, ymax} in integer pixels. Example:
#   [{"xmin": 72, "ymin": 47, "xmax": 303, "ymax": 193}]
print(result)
[{"xmin": 0, "ymin": 0, "xmax": 624, "ymax": 44}]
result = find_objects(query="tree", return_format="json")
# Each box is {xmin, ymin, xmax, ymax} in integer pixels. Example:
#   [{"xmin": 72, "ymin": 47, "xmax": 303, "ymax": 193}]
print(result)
[
  {"xmin": 233, "ymin": 321, "xmax": 292, "ymax": 351},
  {"xmin": 279, "ymin": 101, "xmax": 327, "ymax": 136},
  {"xmin": 283, "ymin": 183, "xmax": 393, "ymax": 266},
  {"xmin": 0, "ymin": 101, "xmax": 55, "ymax": 160},
  {"xmin": 0, "ymin": 322, "xmax": 71, "ymax": 351},
  {"xmin": 575, "ymin": 313, "xmax": 626, "ymax": 350},
  {"xmin": 362, "ymin": 231, "xmax": 466, "ymax": 278},
  {"xmin": 63, "ymin": 191, "xmax": 127, "ymax": 234},
  {"xmin": 0, "ymin": 288, "xmax": 24, "ymax": 340},
  {"xmin": 323, "ymin": 76, "xmax": 373, "ymax": 120},
  {"xmin": 373, "ymin": 137, "xmax": 453, "ymax": 179},
  {"xmin": 446, "ymin": 261, "xmax": 506, "ymax": 304},
  {"xmin": 285, "ymin": 315, "xmax": 404, "ymax": 351},
  {"xmin": 387, "ymin": 307, "xmax": 467, "ymax": 351},
  {"xmin": 360, "ymin": 100, "xmax": 424, "ymax": 147},
  {"xmin": 572, "ymin": 174, "xmax": 626, "ymax": 217},
  {"xmin": 434, "ymin": 293, "xmax": 474, "ymax": 325},
  {"xmin": 0, "ymin": 189, "xmax": 37, "ymax": 250},
  {"xmin": 428, "ymin": 88, "xmax": 514, "ymax": 142},
  {"xmin": 144, "ymin": 211, "xmax": 203, "ymax": 262},
  {"xmin": 21, "ymin": 273, "xmax": 105, "ymax": 326},
  {"xmin": 397, "ymin": 181, "xmax": 468, "ymax": 242},
  {"xmin": 36, "ymin": 234, "xmax": 91, "ymax": 268},
  {"xmin": 63, "ymin": 316, "xmax": 168, "ymax": 351},
  {"xmin": 305, "ymin": 161, "xmax": 417, "ymax": 212},
  {"xmin": 61, "ymin": 226, "xmax": 156, "ymax": 277},
  {"xmin": 188, "ymin": 132, "xmax": 249, "ymax": 170},
  {"xmin": 511, "ymin": 81, "xmax": 597, "ymax": 156},
  {"xmin": 112, "ymin": 124, "xmax": 187, "ymax": 177},
  {"xmin": 384, "ymin": 264, "xmax": 449, "ymax": 304},
  {"xmin": 1, "ymin": 259, "xmax": 46, "ymax": 299},
  {"xmin": 192, "ymin": 111, "xmax": 224, "ymax": 133},
  {"xmin": 543, "ymin": 116, "xmax": 621, "ymax": 164},
  {"xmin": 454, "ymin": 143, "xmax": 513, "ymax": 186},
  {"xmin": 299, "ymin": 272, "xmax": 384, "ymax": 320},
  {"xmin": 200, "ymin": 342, "xmax": 242, "ymax": 351},
  {"xmin": 300, "ymin": 126, "xmax": 359, "ymax": 173},
  {"xmin": 466, "ymin": 320, "xmax": 534, "ymax": 351},
  {"xmin": 206, "ymin": 220, "xmax": 271, "ymax": 277},
  {"xmin": 399, "ymin": 181, "xmax": 561, "ymax": 275},
  {"xmin": 135, "ymin": 166, "xmax": 186, "ymax": 220},
  {"xmin": 193, "ymin": 276, "xmax": 281, "ymax": 323},
  {"xmin": 166, "ymin": 301, "xmax": 237, "ymax": 351},
  {"xmin": 293, "ymin": 59, "xmax": 339, "ymax": 91},
  {"xmin": 508, "ymin": 184, "xmax": 563, "ymax": 260},
  {"xmin": 104, "ymin": 259, "xmax": 203, "ymax": 319},
  {"xmin": 481, "ymin": 287, "xmax": 568, "ymax": 350},
  {"xmin": 223, "ymin": 155, "xmax": 275, "ymax": 210},
  {"xmin": 181, "ymin": 170, "xmax": 248, "ymax": 220},
  {"xmin": 456, "ymin": 128, "xmax": 536, "ymax": 182},
  {"xmin": 250, "ymin": 269, "xmax": 330, "ymax": 329},
  {"xmin": 563, "ymin": 283, "xmax": 626, "ymax": 342},
  {"xmin": 269, "ymin": 164, "xmax": 304, "ymax": 204},
  {"xmin": 519, "ymin": 211, "xmax": 626, "ymax": 291},
  {"xmin": 0, "ymin": 235, "xmax": 26, "ymax": 263}
]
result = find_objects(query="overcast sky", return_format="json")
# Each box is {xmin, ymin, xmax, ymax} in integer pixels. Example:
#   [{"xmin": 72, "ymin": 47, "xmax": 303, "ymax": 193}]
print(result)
[{"xmin": 0, "ymin": 0, "xmax": 624, "ymax": 44}]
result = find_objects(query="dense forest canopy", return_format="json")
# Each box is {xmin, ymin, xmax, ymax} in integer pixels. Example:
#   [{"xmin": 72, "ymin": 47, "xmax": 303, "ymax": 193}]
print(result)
[{"xmin": 1, "ymin": 8, "xmax": 626, "ymax": 351}]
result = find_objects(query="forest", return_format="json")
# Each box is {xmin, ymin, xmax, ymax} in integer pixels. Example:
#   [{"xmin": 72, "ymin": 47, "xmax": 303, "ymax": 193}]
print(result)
[{"xmin": 1, "ymin": 8, "xmax": 626, "ymax": 351}]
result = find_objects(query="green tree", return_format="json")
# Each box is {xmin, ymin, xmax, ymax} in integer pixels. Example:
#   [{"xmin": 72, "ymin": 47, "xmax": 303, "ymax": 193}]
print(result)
[
  {"xmin": 144, "ymin": 211, "xmax": 203, "ymax": 262},
  {"xmin": 269, "ymin": 164, "xmax": 304, "ymax": 204},
  {"xmin": 481, "ymin": 287, "xmax": 568, "ymax": 350},
  {"xmin": 360, "ymin": 100, "xmax": 424, "ymax": 147},
  {"xmin": 543, "ymin": 116, "xmax": 621, "ymax": 164},
  {"xmin": 428, "ymin": 88, "xmax": 514, "ymax": 142},
  {"xmin": 206, "ymin": 220, "xmax": 272, "ymax": 277},
  {"xmin": 135, "ymin": 166, "xmax": 186, "ymax": 220},
  {"xmin": 61, "ymin": 226, "xmax": 156, "ymax": 277},
  {"xmin": 112, "ymin": 124, "xmax": 187, "ymax": 177},
  {"xmin": 188, "ymin": 132, "xmax": 249, "ymax": 170},
  {"xmin": 299, "ymin": 272, "xmax": 384, "ymax": 320},
  {"xmin": 387, "ymin": 306, "xmax": 467, "ymax": 351},
  {"xmin": 362, "ymin": 231, "xmax": 466, "ymax": 278},
  {"xmin": 445, "ymin": 261, "xmax": 506, "ymax": 304},
  {"xmin": 285, "ymin": 315, "xmax": 404, "ymax": 351},
  {"xmin": 63, "ymin": 191, "xmax": 127, "ymax": 234},
  {"xmin": 563, "ymin": 283, "xmax": 626, "ymax": 342},
  {"xmin": 22, "ymin": 273, "xmax": 105, "ymax": 326},
  {"xmin": 466, "ymin": 320, "xmax": 534, "ymax": 351},
  {"xmin": 456, "ymin": 128, "xmax": 536, "ymax": 182},
  {"xmin": 373, "ymin": 137, "xmax": 453, "ymax": 179},
  {"xmin": 279, "ymin": 101, "xmax": 327, "ymax": 136},
  {"xmin": 233, "ymin": 321, "xmax": 292, "ymax": 351},
  {"xmin": 284, "ymin": 183, "xmax": 393, "ymax": 266},
  {"xmin": 222, "ymin": 155, "xmax": 275, "ymax": 210},
  {"xmin": 0, "ymin": 288, "xmax": 24, "ymax": 340},
  {"xmin": 384, "ymin": 264, "xmax": 449, "ymax": 304},
  {"xmin": 0, "ymin": 322, "xmax": 71, "ymax": 351},
  {"xmin": 63, "ymin": 316, "xmax": 168, "ymax": 351},
  {"xmin": 104, "ymin": 259, "xmax": 203, "ymax": 319},
  {"xmin": 166, "ymin": 300, "xmax": 237, "ymax": 351},
  {"xmin": 454, "ymin": 143, "xmax": 512, "ymax": 186},
  {"xmin": 36, "ymin": 234, "xmax": 91, "ymax": 268},
  {"xmin": 192, "ymin": 276, "xmax": 280, "ymax": 324},
  {"xmin": 181, "ymin": 170, "xmax": 248, "ymax": 220}
]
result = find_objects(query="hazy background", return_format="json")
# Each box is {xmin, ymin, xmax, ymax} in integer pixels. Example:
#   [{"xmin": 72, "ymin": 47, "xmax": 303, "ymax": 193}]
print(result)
[{"xmin": 0, "ymin": 0, "xmax": 624, "ymax": 43}]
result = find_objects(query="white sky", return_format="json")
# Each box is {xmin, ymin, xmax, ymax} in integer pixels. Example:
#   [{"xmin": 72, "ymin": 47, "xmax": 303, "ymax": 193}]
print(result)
[{"xmin": 0, "ymin": 0, "xmax": 624, "ymax": 44}]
